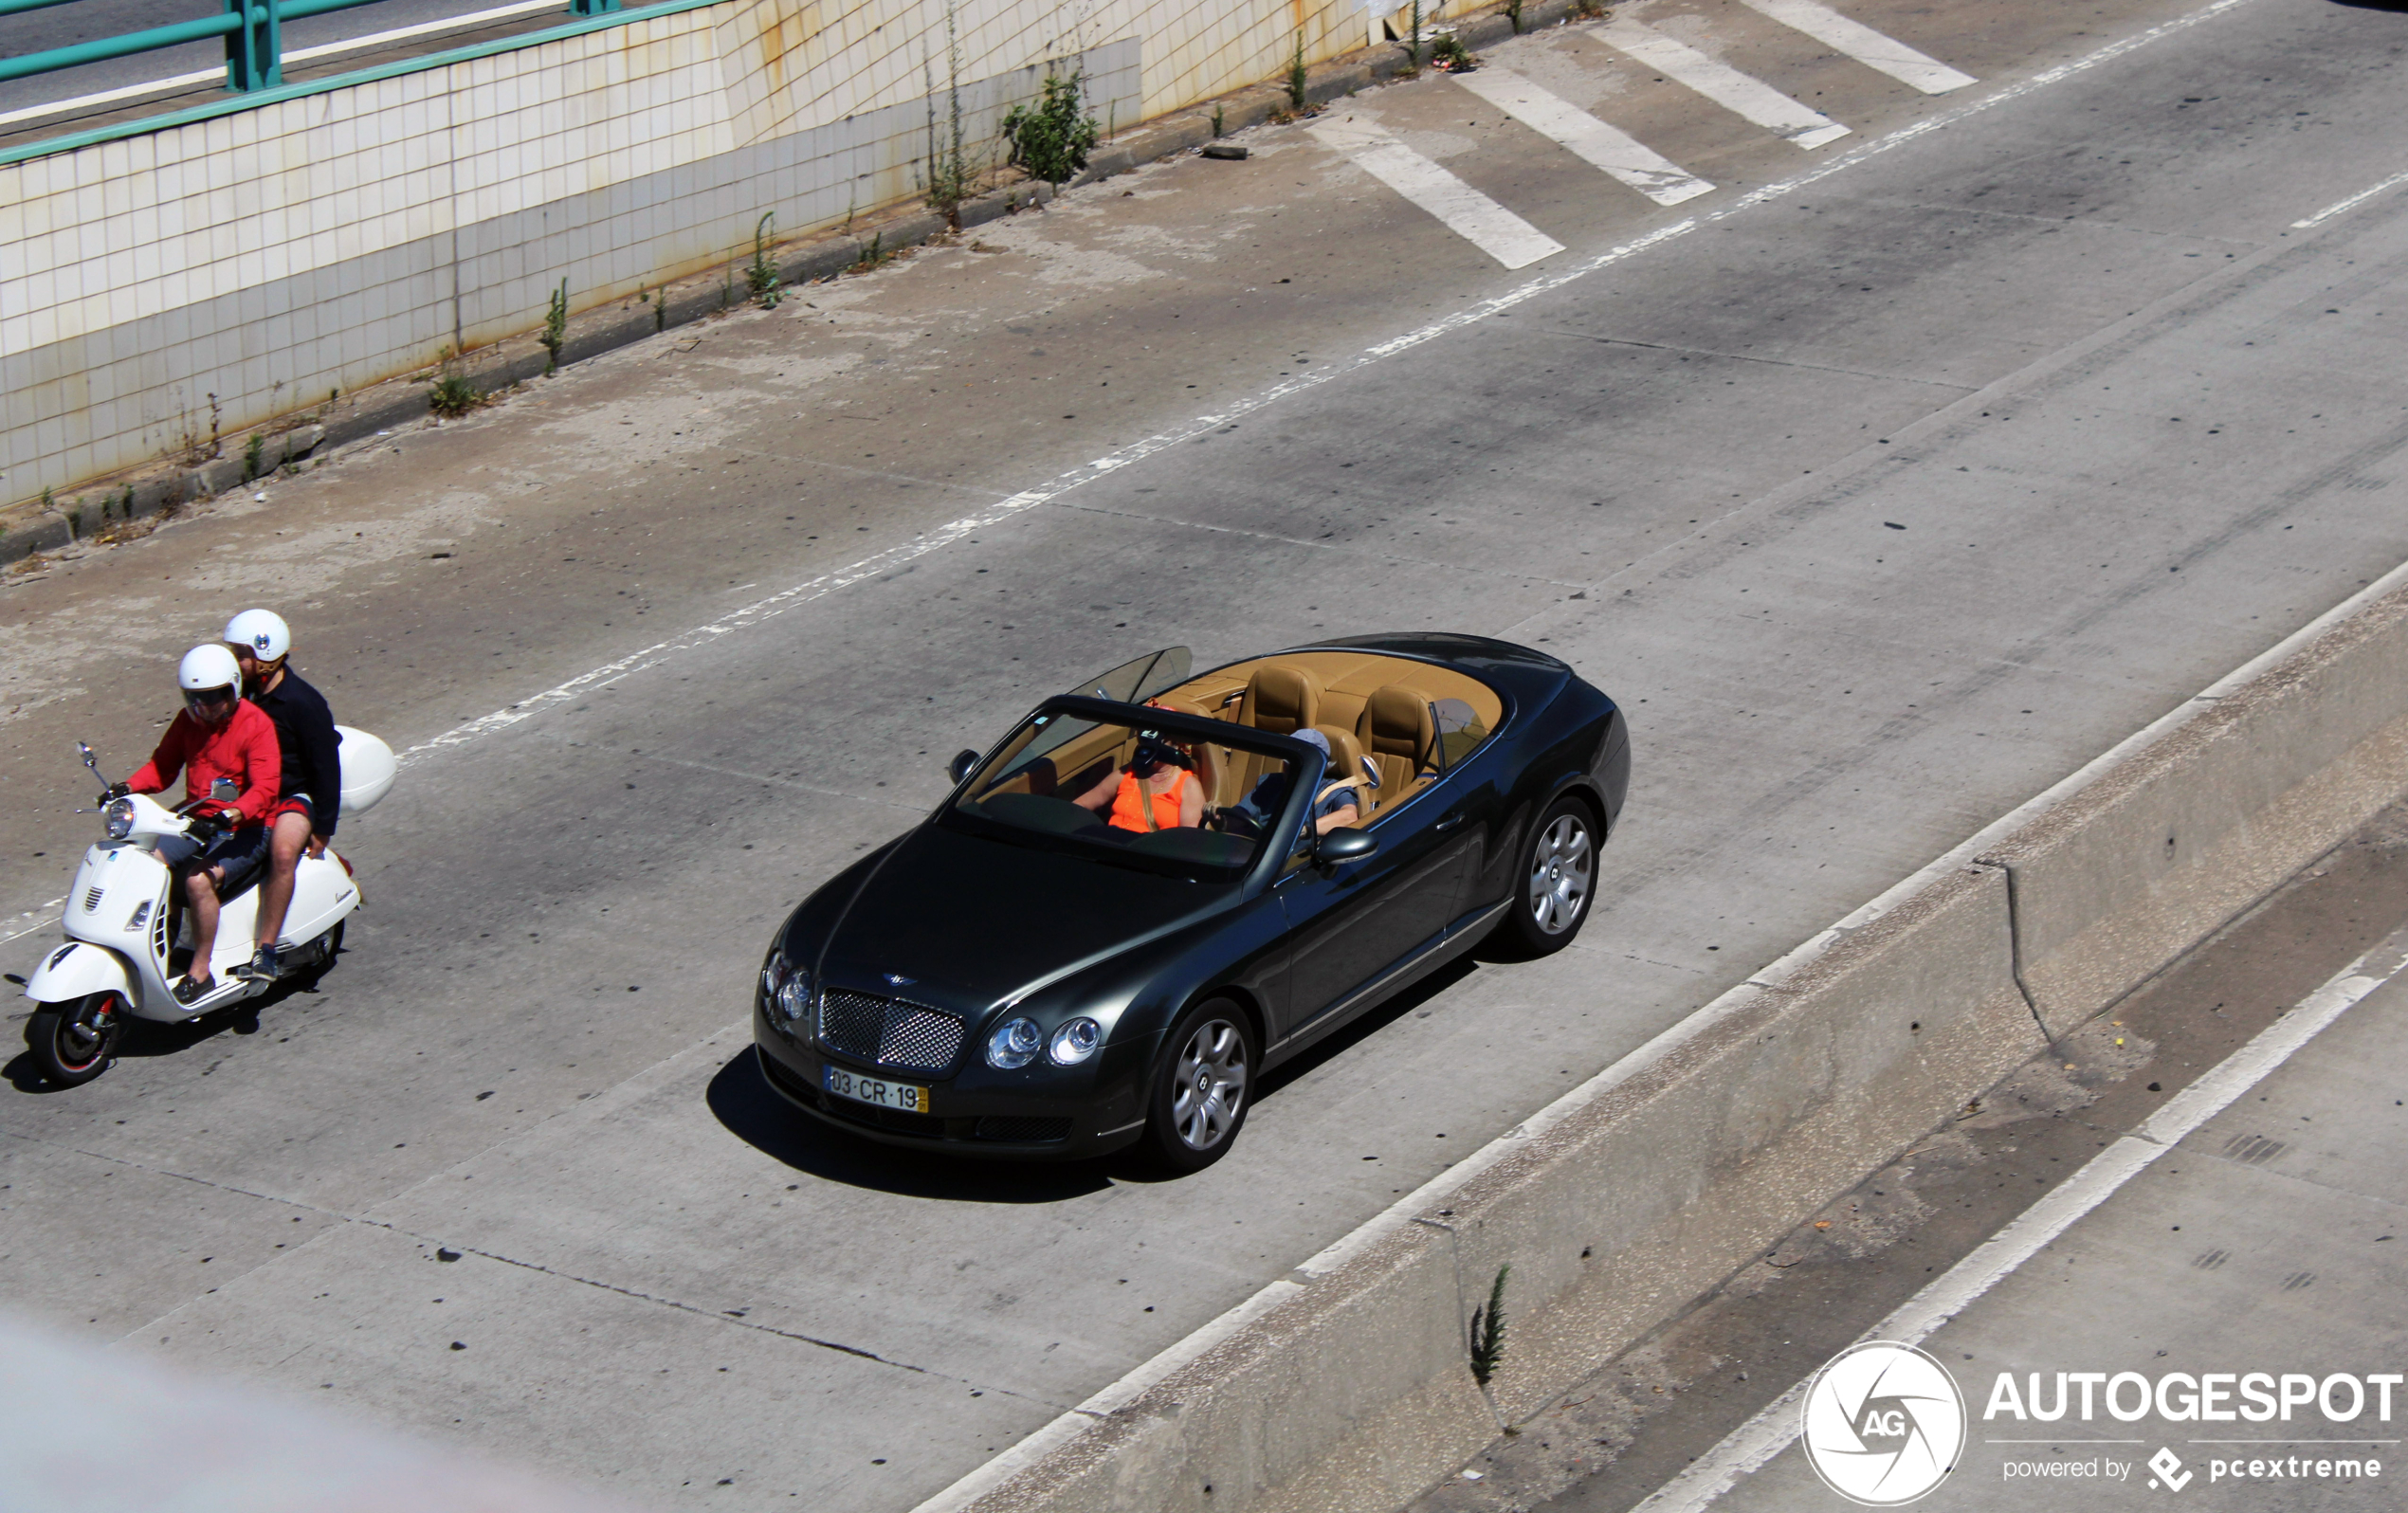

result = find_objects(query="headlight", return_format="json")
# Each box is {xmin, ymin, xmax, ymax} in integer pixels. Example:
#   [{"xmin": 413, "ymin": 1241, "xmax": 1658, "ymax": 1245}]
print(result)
[
  {"xmin": 761, "ymin": 951, "xmax": 812, "ymax": 1023},
  {"xmin": 1048, "ymin": 1017, "xmax": 1103, "ymax": 1066},
  {"xmin": 103, "ymin": 797, "xmax": 135, "ymax": 840},
  {"xmin": 987, "ymin": 1016, "xmax": 1041, "ymax": 1069},
  {"xmin": 777, "ymin": 975, "xmax": 812, "ymax": 1023}
]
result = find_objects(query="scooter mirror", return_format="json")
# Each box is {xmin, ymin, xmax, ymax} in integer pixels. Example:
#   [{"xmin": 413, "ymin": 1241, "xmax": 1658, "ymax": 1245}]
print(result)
[
  {"xmin": 210, "ymin": 775, "xmax": 240, "ymax": 802},
  {"xmin": 76, "ymin": 741, "xmax": 100, "ymax": 774}
]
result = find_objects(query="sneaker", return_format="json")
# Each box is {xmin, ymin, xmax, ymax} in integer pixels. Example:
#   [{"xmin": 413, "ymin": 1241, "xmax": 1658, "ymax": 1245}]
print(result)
[
  {"xmin": 172, "ymin": 974, "xmax": 216, "ymax": 1006},
  {"xmin": 231, "ymin": 946, "xmax": 281, "ymax": 982}
]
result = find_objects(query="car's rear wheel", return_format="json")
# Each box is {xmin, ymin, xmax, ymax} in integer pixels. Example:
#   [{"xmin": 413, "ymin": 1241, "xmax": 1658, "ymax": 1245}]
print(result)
[
  {"xmin": 1141, "ymin": 999, "xmax": 1256, "ymax": 1174},
  {"xmin": 1505, "ymin": 794, "xmax": 1597, "ymax": 956}
]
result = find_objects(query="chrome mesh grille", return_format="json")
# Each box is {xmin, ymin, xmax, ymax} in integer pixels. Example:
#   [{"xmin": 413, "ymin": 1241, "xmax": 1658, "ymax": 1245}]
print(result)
[{"xmin": 817, "ymin": 990, "xmax": 966, "ymax": 1074}]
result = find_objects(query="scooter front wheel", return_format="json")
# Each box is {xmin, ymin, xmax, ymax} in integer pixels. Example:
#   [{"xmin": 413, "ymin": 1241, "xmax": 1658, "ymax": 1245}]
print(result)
[{"xmin": 27, "ymin": 993, "xmax": 123, "ymax": 1087}]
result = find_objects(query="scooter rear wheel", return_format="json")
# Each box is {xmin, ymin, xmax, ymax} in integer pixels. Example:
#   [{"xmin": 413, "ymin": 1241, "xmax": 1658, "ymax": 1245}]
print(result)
[{"xmin": 27, "ymin": 993, "xmax": 123, "ymax": 1087}]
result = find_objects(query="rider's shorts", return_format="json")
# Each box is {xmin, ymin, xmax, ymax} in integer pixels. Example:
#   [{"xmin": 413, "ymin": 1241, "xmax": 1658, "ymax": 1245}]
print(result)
[
  {"xmin": 268, "ymin": 793, "xmax": 315, "ymax": 828},
  {"xmin": 156, "ymin": 824, "xmax": 272, "ymax": 897}
]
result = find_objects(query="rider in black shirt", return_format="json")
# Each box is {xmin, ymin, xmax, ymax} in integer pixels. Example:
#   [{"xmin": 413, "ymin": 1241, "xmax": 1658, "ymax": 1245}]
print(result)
[{"xmin": 223, "ymin": 610, "xmax": 343, "ymax": 982}]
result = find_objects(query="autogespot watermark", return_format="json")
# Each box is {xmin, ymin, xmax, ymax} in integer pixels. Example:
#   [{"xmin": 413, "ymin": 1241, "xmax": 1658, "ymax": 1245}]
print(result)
[
  {"xmin": 1979, "ymin": 1367, "xmax": 2399, "ymax": 1496},
  {"xmin": 1799, "ymin": 1351, "xmax": 2400, "ymax": 1503},
  {"xmin": 1801, "ymin": 1341, "xmax": 1967, "ymax": 1505}
]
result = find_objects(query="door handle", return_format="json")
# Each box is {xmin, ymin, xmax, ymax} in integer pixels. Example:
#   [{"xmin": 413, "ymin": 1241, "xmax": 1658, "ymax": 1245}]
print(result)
[{"xmin": 1434, "ymin": 812, "xmax": 1467, "ymax": 832}]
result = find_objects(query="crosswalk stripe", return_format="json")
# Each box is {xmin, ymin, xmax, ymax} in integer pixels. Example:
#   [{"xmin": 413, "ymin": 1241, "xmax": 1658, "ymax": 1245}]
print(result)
[
  {"xmin": 1596, "ymin": 18, "xmax": 1852, "ymax": 148},
  {"xmin": 1736, "ymin": 0, "xmax": 1976, "ymax": 93},
  {"xmin": 1455, "ymin": 66, "xmax": 1716, "ymax": 206},
  {"xmin": 1311, "ymin": 118, "xmax": 1566, "ymax": 268}
]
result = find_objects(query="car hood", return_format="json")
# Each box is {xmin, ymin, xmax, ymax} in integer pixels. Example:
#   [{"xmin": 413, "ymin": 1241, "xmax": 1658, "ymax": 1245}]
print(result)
[{"xmin": 811, "ymin": 823, "xmax": 1231, "ymax": 1016}]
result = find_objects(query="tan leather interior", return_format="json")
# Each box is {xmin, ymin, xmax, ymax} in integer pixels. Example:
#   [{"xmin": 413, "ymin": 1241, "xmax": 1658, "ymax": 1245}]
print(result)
[
  {"xmin": 1356, "ymin": 685, "xmax": 1437, "ymax": 798},
  {"xmin": 1227, "ymin": 665, "xmax": 1324, "ymax": 800},
  {"xmin": 1310, "ymin": 723, "xmax": 1376, "ymax": 822}
]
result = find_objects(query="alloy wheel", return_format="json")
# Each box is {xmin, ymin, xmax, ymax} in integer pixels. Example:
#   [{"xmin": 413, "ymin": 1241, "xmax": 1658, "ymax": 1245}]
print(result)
[
  {"xmin": 1169, "ymin": 1018, "xmax": 1249, "ymax": 1151},
  {"xmin": 1528, "ymin": 813, "xmax": 1593, "ymax": 936}
]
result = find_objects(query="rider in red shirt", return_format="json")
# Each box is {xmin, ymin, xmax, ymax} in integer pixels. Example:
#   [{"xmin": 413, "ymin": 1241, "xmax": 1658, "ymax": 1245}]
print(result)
[{"xmin": 121, "ymin": 646, "xmax": 282, "ymax": 1003}]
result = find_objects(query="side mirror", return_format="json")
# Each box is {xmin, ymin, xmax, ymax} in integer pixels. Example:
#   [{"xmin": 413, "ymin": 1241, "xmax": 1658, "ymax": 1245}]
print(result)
[
  {"xmin": 210, "ymin": 775, "xmax": 240, "ymax": 802},
  {"xmin": 1316, "ymin": 828, "xmax": 1378, "ymax": 866},
  {"xmin": 947, "ymin": 749, "xmax": 981, "ymax": 785}
]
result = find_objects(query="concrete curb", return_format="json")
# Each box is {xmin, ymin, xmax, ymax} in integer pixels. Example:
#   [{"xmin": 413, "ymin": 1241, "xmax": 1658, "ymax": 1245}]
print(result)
[
  {"xmin": 915, "ymin": 556, "xmax": 2408, "ymax": 1513},
  {"xmin": 0, "ymin": 0, "xmax": 1578, "ymax": 568}
]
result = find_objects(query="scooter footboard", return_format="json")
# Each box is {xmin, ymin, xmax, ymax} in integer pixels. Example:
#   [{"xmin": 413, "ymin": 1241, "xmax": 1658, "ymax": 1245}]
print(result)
[{"xmin": 24, "ymin": 941, "xmax": 134, "ymax": 1008}]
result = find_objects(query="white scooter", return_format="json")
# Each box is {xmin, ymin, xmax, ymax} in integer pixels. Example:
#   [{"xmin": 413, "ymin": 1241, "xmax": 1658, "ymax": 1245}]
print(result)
[{"xmin": 21, "ymin": 730, "xmax": 396, "ymax": 1086}]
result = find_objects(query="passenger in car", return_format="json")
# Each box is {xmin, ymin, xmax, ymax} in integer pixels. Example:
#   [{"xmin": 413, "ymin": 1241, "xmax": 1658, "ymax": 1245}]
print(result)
[
  {"xmin": 1069, "ymin": 736, "xmax": 1207, "ymax": 832},
  {"xmin": 1231, "ymin": 729, "xmax": 1370, "ymax": 838}
]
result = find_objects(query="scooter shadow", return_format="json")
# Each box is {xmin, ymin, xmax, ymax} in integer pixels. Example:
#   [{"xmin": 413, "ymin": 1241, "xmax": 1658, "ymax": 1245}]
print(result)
[
  {"xmin": 3, "ymin": 957, "xmax": 341, "ymax": 1093},
  {"xmin": 705, "ymin": 1048, "xmax": 1120, "ymax": 1203}
]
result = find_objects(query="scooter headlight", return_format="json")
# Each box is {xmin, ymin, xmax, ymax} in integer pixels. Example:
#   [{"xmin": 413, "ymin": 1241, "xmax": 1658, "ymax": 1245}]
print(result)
[{"xmin": 103, "ymin": 797, "xmax": 136, "ymax": 840}]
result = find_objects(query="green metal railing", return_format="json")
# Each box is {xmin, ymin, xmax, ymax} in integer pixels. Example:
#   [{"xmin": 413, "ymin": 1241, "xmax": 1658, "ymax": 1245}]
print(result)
[{"xmin": 0, "ymin": 0, "xmax": 622, "ymax": 92}]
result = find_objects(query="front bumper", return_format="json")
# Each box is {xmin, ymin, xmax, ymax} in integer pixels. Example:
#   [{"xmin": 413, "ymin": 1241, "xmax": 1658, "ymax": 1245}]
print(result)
[{"xmin": 752, "ymin": 1010, "xmax": 1144, "ymax": 1161}]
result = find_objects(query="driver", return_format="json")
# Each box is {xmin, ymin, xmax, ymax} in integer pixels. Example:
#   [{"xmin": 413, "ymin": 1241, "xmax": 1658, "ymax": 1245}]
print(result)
[
  {"xmin": 222, "ymin": 610, "xmax": 342, "ymax": 984},
  {"xmin": 119, "ymin": 646, "xmax": 283, "ymax": 1004},
  {"xmin": 1070, "ymin": 733, "xmax": 1206, "ymax": 832}
]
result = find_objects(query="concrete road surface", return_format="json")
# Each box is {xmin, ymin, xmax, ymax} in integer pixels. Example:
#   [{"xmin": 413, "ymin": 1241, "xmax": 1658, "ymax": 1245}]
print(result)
[{"xmin": 7, "ymin": 0, "xmax": 2408, "ymax": 1504}]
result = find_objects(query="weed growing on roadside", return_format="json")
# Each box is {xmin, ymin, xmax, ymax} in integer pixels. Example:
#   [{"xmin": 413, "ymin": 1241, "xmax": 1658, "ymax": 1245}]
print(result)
[
  {"xmin": 1212, "ymin": 102, "xmax": 1226, "ymax": 137},
  {"xmin": 852, "ymin": 231, "xmax": 889, "ymax": 273},
  {"xmin": 1002, "ymin": 69, "xmax": 1101, "ymax": 187},
  {"xmin": 1431, "ymin": 32, "xmax": 1474, "ymax": 70},
  {"xmin": 242, "ymin": 429, "xmax": 265, "ymax": 482},
  {"xmin": 1571, "ymin": 0, "xmax": 1605, "ymax": 17},
  {"xmin": 1287, "ymin": 31, "xmax": 1308, "ymax": 109},
  {"xmin": 1407, "ymin": 0, "xmax": 1424, "ymax": 67},
  {"xmin": 1505, "ymin": 0, "xmax": 1523, "ymax": 31},
  {"xmin": 429, "ymin": 350, "xmax": 483, "ymax": 418},
  {"xmin": 65, "ymin": 501, "xmax": 82, "ymax": 537},
  {"xmin": 540, "ymin": 278, "xmax": 569, "ymax": 374},
  {"xmin": 747, "ymin": 213, "xmax": 784, "ymax": 308},
  {"xmin": 1469, "ymin": 1265, "xmax": 1510, "ymax": 1387},
  {"xmin": 923, "ymin": 0, "xmax": 978, "ymax": 221}
]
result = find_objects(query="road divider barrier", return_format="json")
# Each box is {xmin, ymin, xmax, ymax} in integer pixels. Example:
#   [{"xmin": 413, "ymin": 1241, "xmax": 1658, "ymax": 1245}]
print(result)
[{"xmin": 922, "ymin": 561, "xmax": 2408, "ymax": 1513}]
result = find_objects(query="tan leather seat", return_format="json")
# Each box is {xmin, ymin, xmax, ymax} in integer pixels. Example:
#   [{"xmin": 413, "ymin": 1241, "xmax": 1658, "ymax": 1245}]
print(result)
[
  {"xmin": 1147, "ymin": 695, "xmax": 1227, "ymax": 809},
  {"xmin": 1357, "ymin": 685, "xmax": 1436, "ymax": 797},
  {"xmin": 1228, "ymin": 665, "xmax": 1325, "ymax": 802},
  {"xmin": 1310, "ymin": 723, "xmax": 1376, "ymax": 824},
  {"xmin": 1236, "ymin": 665, "xmax": 1323, "ymax": 736}
]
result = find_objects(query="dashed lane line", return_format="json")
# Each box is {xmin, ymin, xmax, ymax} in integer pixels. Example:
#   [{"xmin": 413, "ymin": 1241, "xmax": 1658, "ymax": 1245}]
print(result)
[
  {"xmin": 1308, "ymin": 115, "xmax": 1567, "ymax": 267},
  {"xmin": 1737, "ymin": 0, "xmax": 1977, "ymax": 94},
  {"xmin": 2293, "ymin": 167, "xmax": 2408, "ymax": 229},
  {"xmin": 1455, "ymin": 65, "xmax": 1716, "ymax": 206},
  {"xmin": 397, "ymin": 0, "xmax": 2267, "ymax": 779},
  {"xmin": 1597, "ymin": 17, "xmax": 1852, "ymax": 148}
]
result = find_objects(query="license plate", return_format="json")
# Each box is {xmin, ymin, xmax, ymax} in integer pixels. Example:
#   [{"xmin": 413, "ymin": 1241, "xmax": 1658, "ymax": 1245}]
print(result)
[{"xmin": 824, "ymin": 1066, "xmax": 929, "ymax": 1114}]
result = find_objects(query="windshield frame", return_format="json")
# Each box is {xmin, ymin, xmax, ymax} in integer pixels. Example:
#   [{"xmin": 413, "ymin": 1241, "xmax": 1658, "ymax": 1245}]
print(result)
[{"xmin": 936, "ymin": 695, "xmax": 1328, "ymax": 886}]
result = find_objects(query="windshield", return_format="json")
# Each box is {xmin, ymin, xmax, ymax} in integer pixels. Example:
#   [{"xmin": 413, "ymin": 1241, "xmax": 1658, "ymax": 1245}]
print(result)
[
  {"xmin": 941, "ymin": 705, "xmax": 1308, "ymax": 881},
  {"xmin": 1067, "ymin": 647, "xmax": 1193, "ymax": 704}
]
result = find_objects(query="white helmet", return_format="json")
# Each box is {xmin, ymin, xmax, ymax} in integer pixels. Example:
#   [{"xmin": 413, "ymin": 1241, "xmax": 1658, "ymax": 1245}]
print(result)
[
  {"xmin": 178, "ymin": 644, "xmax": 242, "ymax": 695},
  {"xmin": 224, "ymin": 608, "xmax": 291, "ymax": 663}
]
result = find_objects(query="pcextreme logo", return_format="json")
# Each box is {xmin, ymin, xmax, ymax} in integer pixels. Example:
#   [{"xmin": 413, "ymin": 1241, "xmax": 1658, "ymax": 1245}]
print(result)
[{"xmin": 1802, "ymin": 1341, "xmax": 1967, "ymax": 1505}]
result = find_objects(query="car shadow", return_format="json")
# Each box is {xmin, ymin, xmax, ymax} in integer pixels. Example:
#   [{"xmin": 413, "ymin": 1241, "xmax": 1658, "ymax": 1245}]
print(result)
[
  {"xmin": 2327, "ymin": 0, "xmax": 2408, "ymax": 11},
  {"xmin": 705, "ymin": 1048, "xmax": 1120, "ymax": 1202}
]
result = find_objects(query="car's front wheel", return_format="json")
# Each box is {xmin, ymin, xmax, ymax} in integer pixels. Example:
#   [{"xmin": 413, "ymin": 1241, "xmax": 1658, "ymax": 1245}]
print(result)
[
  {"xmin": 1141, "ymin": 999, "xmax": 1257, "ymax": 1174},
  {"xmin": 1505, "ymin": 793, "xmax": 1598, "ymax": 956}
]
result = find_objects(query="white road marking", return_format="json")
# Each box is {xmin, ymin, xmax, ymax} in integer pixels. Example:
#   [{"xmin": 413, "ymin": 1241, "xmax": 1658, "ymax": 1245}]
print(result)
[
  {"xmin": 402, "ymin": 0, "xmax": 2268, "ymax": 777},
  {"xmin": 1632, "ymin": 930, "xmax": 2408, "ymax": 1513},
  {"xmin": 1736, "ymin": 0, "xmax": 1976, "ymax": 94},
  {"xmin": 2292, "ymin": 167, "xmax": 2408, "ymax": 228},
  {"xmin": 1308, "ymin": 117, "xmax": 1566, "ymax": 267},
  {"xmin": 1, "ymin": 901, "xmax": 66, "ymax": 948},
  {"xmin": 1455, "ymin": 66, "xmax": 1715, "ymax": 206},
  {"xmin": 1598, "ymin": 18, "xmax": 1852, "ymax": 147},
  {"xmin": 0, "ymin": 0, "xmax": 560, "ymax": 132}
]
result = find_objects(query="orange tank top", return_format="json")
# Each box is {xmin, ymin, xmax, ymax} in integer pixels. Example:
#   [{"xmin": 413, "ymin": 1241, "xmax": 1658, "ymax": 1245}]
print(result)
[{"xmin": 1109, "ymin": 769, "xmax": 1190, "ymax": 831}]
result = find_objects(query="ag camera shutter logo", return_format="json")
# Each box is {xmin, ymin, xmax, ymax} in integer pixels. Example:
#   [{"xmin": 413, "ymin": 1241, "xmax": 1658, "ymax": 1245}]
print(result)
[{"xmin": 1801, "ymin": 1341, "xmax": 1966, "ymax": 1505}]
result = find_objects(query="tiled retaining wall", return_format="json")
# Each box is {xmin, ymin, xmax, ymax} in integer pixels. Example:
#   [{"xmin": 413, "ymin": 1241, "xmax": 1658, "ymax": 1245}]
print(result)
[{"xmin": 1, "ymin": 0, "xmax": 1465, "ymax": 505}]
